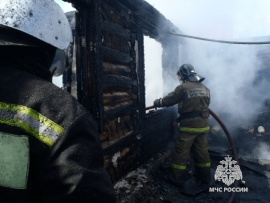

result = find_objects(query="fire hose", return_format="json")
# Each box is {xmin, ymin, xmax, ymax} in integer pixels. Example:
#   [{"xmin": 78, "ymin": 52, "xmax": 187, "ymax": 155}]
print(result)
[
  {"xmin": 146, "ymin": 106, "xmax": 239, "ymax": 203},
  {"xmin": 169, "ymin": 31, "xmax": 270, "ymax": 45}
]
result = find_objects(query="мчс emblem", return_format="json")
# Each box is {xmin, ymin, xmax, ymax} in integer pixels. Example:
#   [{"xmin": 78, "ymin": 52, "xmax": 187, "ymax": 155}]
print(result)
[{"xmin": 214, "ymin": 155, "xmax": 242, "ymax": 186}]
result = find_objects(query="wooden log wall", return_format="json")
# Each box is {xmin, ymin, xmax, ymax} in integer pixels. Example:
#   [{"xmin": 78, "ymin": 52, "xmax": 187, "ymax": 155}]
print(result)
[
  {"xmin": 64, "ymin": 0, "xmax": 182, "ymax": 182},
  {"xmin": 100, "ymin": 0, "xmax": 139, "ymax": 145}
]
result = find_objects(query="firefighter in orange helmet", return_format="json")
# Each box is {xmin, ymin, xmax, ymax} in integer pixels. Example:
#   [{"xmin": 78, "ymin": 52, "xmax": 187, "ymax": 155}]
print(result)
[{"xmin": 154, "ymin": 64, "xmax": 211, "ymax": 186}]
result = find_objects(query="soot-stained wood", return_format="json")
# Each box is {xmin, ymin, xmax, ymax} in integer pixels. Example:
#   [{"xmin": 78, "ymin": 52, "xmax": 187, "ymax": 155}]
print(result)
[{"xmin": 64, "ymin": 0, "xmax": 181, "ymax": 182}]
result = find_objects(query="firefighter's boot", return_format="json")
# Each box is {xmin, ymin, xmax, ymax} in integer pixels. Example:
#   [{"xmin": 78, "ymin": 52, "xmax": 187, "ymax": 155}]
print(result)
[
  {"xmin": 194, "ymin": 166, "xmax": 211, "ymax": 183},
  {"xmin": 169, "ymin": 169, "xmax": 186, "ymax": 188}
]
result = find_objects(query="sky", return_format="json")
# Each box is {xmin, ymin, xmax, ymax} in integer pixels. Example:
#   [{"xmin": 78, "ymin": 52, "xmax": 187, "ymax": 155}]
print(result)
[{"xmin": 144, "ymin": 0, "xmax": 270, "ymax": 39}]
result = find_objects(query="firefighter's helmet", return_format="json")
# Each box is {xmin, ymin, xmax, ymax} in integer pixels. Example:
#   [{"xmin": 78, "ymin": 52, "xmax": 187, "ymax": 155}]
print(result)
[
  {"xmin": 177, "ymin": 64, "xmax": 205, "ymax": 82},
  {"xmin": 0, "ymin": 0, "xmax": 73, "ymax": 76}
]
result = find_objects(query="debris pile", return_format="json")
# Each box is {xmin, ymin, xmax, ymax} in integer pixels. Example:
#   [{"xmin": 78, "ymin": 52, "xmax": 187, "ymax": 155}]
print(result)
[{"xmin": 114, "ymin": 140, "xmax": 270, "ymax": 203}]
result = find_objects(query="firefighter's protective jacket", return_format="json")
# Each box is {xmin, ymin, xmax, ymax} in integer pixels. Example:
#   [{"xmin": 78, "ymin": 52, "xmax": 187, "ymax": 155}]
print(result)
[
  {"xmin": 0, "ymin": 66, "xmax": 116, "ymax": 202},
  {"xmin": 162, "ymin": 81, "xmax": 210, "ymax": 133}
]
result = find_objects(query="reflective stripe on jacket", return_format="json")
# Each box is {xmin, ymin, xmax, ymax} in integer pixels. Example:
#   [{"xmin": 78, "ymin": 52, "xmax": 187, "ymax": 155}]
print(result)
[
  {"xmin": 180, "ymin": 126, "xmax": 210, "ymax": 133},
  {"xmin": 0, "ymin": 66, "xmax": 116, "ymax": 202},
  {"xmin": 0, "ymin": 102, "xmax": 63, "ymax": 146}
]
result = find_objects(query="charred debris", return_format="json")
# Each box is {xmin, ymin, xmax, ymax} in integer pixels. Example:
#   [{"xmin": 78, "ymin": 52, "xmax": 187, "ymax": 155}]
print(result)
[{"xmin": 62, "ymin": 0, "xmax": 270, "ymax": 202}]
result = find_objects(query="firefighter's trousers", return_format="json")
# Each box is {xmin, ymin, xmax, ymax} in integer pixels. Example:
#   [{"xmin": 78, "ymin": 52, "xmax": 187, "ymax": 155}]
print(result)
[{"xmin": 171, "ymin": 132, "xmax": 211, "ymax": 183}]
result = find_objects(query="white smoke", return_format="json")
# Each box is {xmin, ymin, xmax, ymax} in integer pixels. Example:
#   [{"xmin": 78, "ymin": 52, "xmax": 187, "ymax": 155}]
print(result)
[
  {"xmin": 144, "ymin": 36, "xmax": 163, "ymax": 107},
  {"xmin": 252, "ymin": 142, "xmax": 270, "ymax": 160},
  {"xmin": 54, "ymin": 0, "xmax": 75, "ymax": 12},
  {"xmin": 182, "ymin": 40, "xmax": 269, "ymax": 127},
  {"xmin": 53, "ymin": 0, "xmax": 76, "ymax": 88},
  {"xmin": 145, "ymin": 0, "xmax": 270, "ymax": 39},
  {"xmin": 144, "ymin": 0, "xmax": 270, "ymax": 129}
]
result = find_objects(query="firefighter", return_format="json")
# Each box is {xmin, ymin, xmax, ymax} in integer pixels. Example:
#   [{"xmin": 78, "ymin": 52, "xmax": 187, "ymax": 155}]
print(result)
[
  {"xmin": 153, "ymin": 64, "xmax": 211, "ymax": 186},
  {"xmin": 0, "ymin": 0, "xmax": 116, "ymax": 202}
]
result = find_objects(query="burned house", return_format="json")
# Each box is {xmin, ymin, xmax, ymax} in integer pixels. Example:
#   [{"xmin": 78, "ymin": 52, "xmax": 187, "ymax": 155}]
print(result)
[
  {"xmin": 62, "ymin": 0, "xmax": 181, "ymax": 182},
  {"xmin": 59, "ymin": 0, "xmax": 270, "ymax": 202}
]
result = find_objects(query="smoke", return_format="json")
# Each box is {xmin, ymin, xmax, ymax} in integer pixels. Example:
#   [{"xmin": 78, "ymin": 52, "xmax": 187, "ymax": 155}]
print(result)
[
  {"xmin": 252, "ymin": 142, "xmax": 270, "ymax": 160},
  {"xmin": 182, "ymin": 40, "xmax": 270, "ymax": 128},
  {"xmin": 144, "ymin": 0, "xmax": 270, "ymax": 130},
  {"xmin": 144, "ymin": 36, "xmax": 163, "ymax": 107},
  {"xmin": 145, "ymin": 0, "xmax": 270, "ymax": 39},
  {"xmin": 53, "ymin": 0, "xmax": 76, "ymax": 88},
  {"xmin": 54, "ymin": 0, "xmax": 75, "ymax": 12}
]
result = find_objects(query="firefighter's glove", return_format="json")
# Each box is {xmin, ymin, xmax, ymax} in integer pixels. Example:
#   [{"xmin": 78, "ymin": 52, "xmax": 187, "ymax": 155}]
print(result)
[{"xmin": 154, "ymin": 98, "xmax": 163, "ymax": 108}]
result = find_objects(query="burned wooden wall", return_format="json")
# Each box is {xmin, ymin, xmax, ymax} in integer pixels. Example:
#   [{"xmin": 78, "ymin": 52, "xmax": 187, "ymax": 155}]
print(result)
[{"xmin": 64, "ymin": 0, "xmax": 182, "ymax": 181}]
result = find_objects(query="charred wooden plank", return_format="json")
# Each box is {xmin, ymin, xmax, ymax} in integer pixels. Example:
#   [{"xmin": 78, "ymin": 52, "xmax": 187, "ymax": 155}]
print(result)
[
  {"xmin": 101, "ymin": 1, "xmax": 129, "ymax": 28},
  {"xmin": 103, "ymin": 74, "xmax": 134, "ymax": 89},
  {"xmin": 116, "ymin": 0, "xmax": 181, "ymax": 43},
  {"xmin": 119, "ymin": 0, "xmax": 165, "ymax": 38},
  {"xmin": 104, "ymin": 142, "xmax": 138, "ymax": 182},
  {"xmin": 116, "ymin": 0, "xmax": 142, "ymax": 12},
  {"xmin": 103, "ymin": 62, "xmax": 131, "ymax": 76},
  {"xmin": 103, "ymin": 115, "xmax": 133, "ymax": 141},
  {"xmin": 103, "ymin": 91, "xmax": 132, "ymax": 105},
  {"xmin": 74, "ymin": 8, "xmax": 93, "ymax": 111},
  {"xmin": 139, "ymin": 107, "xmax": 177, "ymax": 163},
  {"xmin": 102, "ymin": 32, "xmax": 131, "ymax": 53},
  {"xmin": 104, "ymin": 101, "xmax": 133, "ymax": 119},
  {"xmin": 102, "ymin": 47, "xmax": 132, "ymax": 64},
  {"xmin": 135, "ymin": 27, "xmax": 146, "ymax": 117},
  {"xmin": 102, "ymin": 108, "xmax": 176, "ymax": 182},
  {"xmin": 100, "ymin": 21, "xmax": 130, "ymax": 39}
]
